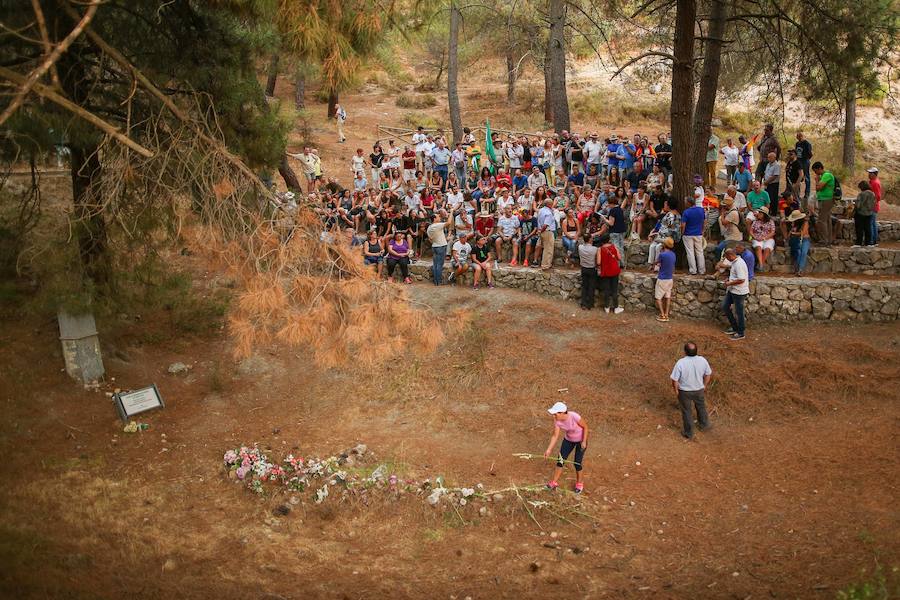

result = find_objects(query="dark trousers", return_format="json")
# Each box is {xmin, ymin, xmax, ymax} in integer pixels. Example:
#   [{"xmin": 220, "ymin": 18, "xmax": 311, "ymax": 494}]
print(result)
[
  {"xmin": 722, "ymin": 291, "xmax": 746, "ymax": 335},
  {"xmin": 431, "ymin": 244, "xmax": 447, "ymax": 285},
  {"xmin": 386, "ymin": 256, "xmax": 409, "ymax": 278},
  {"xmin": 599, "ymin": 275, "xmax": 619, "ymax": 309},
  {"xmin": 678, "ymin": 389, "xmax": 710, "ymax": 438},
  {"xmin": 766, "ymin": 183, "xmax": 780, "ymax": 214},
  {"xmin": 580, "ymin": 266, "xmax": 598, "ymax": 308},
  {"xmin": 854, "ymin": 214, "xmax": 873, "ymax": 246},
  {"xmin": 557, "ymin": 438, "xmax": 585, "ymax": 471}
]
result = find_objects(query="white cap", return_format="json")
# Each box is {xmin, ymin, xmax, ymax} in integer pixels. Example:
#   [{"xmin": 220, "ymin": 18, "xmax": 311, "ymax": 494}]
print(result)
[
  {"xmin": 867, "ymin": 167, "xmax": 879, "ymax": 173},
  {"xmin": 547, "ymin": 401, "xmax": 568, "ymax": 415}
]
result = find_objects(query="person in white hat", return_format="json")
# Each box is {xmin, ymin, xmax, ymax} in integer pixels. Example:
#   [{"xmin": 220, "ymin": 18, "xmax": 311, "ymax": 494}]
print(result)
[{"xmin": 543, "ymin": 402, "xmax": 589, "ymax": 493}]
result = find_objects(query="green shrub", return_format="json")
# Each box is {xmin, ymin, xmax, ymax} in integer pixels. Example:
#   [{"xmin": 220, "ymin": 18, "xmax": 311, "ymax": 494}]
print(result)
[{"xmin": 396, "ymin": 93, "xmax": 437, "ymax": 109}]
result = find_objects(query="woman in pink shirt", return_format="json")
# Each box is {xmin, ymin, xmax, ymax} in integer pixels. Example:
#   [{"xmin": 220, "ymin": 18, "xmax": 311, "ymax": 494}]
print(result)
[{"xmin": 543, "ymin": 402, "xmax": 590, "ymax": 493}]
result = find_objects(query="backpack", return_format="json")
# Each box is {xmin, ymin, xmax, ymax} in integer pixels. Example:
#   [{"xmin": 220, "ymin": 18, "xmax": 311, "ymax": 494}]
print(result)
[{"xmin": 832, "ymin": 174, "xmax": 842, "ymax": 200}]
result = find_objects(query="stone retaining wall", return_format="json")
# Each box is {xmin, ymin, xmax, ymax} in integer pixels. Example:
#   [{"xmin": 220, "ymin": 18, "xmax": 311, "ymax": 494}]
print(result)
[{"xmin": 409, "ymin": 262, "xmax": 900, "ymax": 322}]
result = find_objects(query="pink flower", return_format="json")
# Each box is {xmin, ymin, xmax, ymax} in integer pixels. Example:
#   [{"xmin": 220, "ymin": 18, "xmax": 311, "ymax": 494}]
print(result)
[{"xmin": 236, "ymin": 466, "xmax": 249, "ymax": 480}]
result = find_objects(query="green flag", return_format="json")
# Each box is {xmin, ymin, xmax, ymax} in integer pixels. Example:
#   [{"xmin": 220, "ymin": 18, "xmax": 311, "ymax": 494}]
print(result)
[{"xmin": 484, "ymin": 120, "xmax": 498, "ymax": 174}]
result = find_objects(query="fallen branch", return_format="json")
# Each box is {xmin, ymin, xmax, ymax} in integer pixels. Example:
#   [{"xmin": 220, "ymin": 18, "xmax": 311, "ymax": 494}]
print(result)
[
  {"xmin": 0, "ymin": 0, "xmax": 99, "ymax": 127},
  {"xmin": 0, "ymin": 66, "xmax": 153, "ymax": 157}
]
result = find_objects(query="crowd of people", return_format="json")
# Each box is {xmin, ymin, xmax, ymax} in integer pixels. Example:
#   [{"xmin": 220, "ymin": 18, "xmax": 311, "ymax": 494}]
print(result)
[{"xmin": 280, "ymin": 119, "xmax": 884, "ymax": 328}]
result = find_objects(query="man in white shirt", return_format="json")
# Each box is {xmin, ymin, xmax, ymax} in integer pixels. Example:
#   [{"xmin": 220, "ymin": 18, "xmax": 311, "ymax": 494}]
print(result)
[
  {"xmin": 421, "ymin": 136, "xmax": 436, "ymax": 179},
  {"xmin": 446, "ymin": 186, "xmax": 464, "ymax": 212},
  {"xmin": 528, "ymin": 166, "xmax": 547, "ymax": 191},
  {"xmin": 403, "ymin": 188, "xmax": 420, "ymax": 212},
  {"xmin": 720, "ymin": 247, "xmax": 749, "ymax": 340},
  {"xmin": 412, "ymin": 127, "xmax": 427, "ymax": 172},
  {"xmin": 449, "ymin": 234, "xmax": 472, "ymax": 285},
  {"xmin": 507, "ymin": 141, "xmax": 524, "ymax": 171},
  {"xmin": 584, "ymin": 133, "xmax": 604, "ymax": 172},
  {"xmin": 517, "ymin": 187, "xmax": 534, "ymax": 212},
  {"xmin": 335, "ymin": 103, "xmax": 347, "ymax": 143},
  {"xmin": 427, "ymin": 210, "xmax": 453, "ymax": 285},
  {"xmin": 494, "ymin": 205, "xmax": 521, "ymax": 264},
  {"xmin": 670, "ymin": 341, "xmax": 713, "ymax": 439}
]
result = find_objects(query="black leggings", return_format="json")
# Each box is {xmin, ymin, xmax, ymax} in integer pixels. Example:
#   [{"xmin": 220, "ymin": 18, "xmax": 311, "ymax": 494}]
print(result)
[
  {"xmin": 386, "ymin": 256, "xmax": 409, "ymax": 278},
  {"xmin": 557, "ymin": 439, "xmax": 585, "ymax": 471}
]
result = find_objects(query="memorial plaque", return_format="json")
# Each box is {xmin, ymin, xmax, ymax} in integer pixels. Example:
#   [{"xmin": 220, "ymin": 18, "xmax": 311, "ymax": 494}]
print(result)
[{"xmin": 114, "ymin": 385, "xmax": 164, "ymax": 421}]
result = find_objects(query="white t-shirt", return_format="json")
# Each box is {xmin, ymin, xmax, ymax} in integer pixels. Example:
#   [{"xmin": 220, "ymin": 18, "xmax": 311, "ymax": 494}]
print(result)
[
  {"xmin": 497, "ymin": 215, "xmax": 520, "ymax": 237},
  {"xmin": 507, "ymin": 145, "xmax": 524, "ymax": 168},
  {"xmin": 731, "ymin": 191, "xmax": 747, "ymax": 210},
  {"xmin": 452, "ymin": 240, "xmax": 472, "ymax": 262},
  {"xmin": 413, "ymin": 133, "xmax": 427, "ymax": 152},
  {"xmin": 517, "ymin": 194, "xmax": 533, "ymax": 210},
  {"xmin": 721, "ymin": 145, "xmax": 741, "ymax": 166},
  {"xmin": 496, "ymin": 195, "xmax": 514, "ymax": 211},
  {"xmin": 670, "ymin": 356, "xmax": 712, "ymax": 392},
  {"xmin": 421, "ymin": 141, "xmax": 435, "ymax": 160},
  {"xmin": 727, "ymin": 256, "xmax": 750, "ymax": 295},
  {"xmin": 446, "ymin": 191, "xmax": 464, "ymax": 210},
  {"xmin": 351, "ymin": 155, "xmax": 365, "ymax": 173},
  {"xmin": 404, "ymin": 192, "xmax": 420, "ymax": 212},
  {"xmin": 584, "ymin": 140, "xmax": 604, "ymax": 164}
]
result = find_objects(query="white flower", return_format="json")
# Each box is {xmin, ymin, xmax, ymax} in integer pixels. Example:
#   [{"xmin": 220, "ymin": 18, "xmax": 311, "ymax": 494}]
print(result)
[
  {"xmin": 315, "ymin": 485, "xmax": 329, "ymax": 504},
  {"xmin": 460, "ymin": 488, "xmax": 475, "ymax": 498}
]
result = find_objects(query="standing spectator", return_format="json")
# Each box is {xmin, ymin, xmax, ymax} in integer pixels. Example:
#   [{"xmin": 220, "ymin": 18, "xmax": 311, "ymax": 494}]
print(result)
[
  {"xmin": 738, "ymin": 134, "xmax": 754, "ymax": 171},
  {"xmin": 386, "ymin": 231, "xmax": 412, "ymax": 284},
  {"xmin": 720, "ymin": 138, "xmax": 741, "ymax": 182},
  {"xmin": 786, "ymin": 209, "xmax": 811, "ymax": 275},
  {"xmin": 681, "ymin": 197, "xmax": 706, "ymax": 275},
  {"xmin": 543, "ymin": 402, "xmax": 589, "ymax": 494},
  {"xmin": 370, "ymin": 143, "xmax": 385, "ymax": 186},
  {"xmin": 755, "ymin": 123, "xmax": 781, "ymax": 181},
  {"xmin": 506, "ymin": 138, "xmax": 525, "ymax": 171},
  {"xmin": 867, "ymin": 167, "xmax": 881, "ymax": 245},
  {"xmin": 654, "ymin": 133, "xmax": 672, "ymax": 178},
  {"xmin": 537, "ymin": 198, "xmax": 557, "ymax": 270},
  {"xmin": 451, "ymin": 142, "xmax": 467, "ymax": 185},
  {"xmin": 762, "ymin": 151, "xmax": 781, "ymax": 214},
  {"xmin": 597, "ymin": 233, "xmax": 624, "ymax": 313},
  {"xmin": 335, "ymin": 103, "xmax": 347, "ymax": 143},
  {"xmin": 654, "ymin": 238, "xmax": 676, "ymax": 322},
  {"xmin": 412, "ymin": 127, "xmax": 427, "ymax": 173},
  {"xmin": 795, "ymin": 131, "xmax": 813, "ymax": 202},
  {"xmin": 705, "ymin": 132, "xmax": 720, "ymax": 190},
  {"xmin": 853, "ymin": 181, "xmax": 876, "ymax": 247},
  {"xmin": 670, "ymin": 342, "xmax": 713, "ymax": 439},
  {"xmin": 715, "ymin": 195, "xmax": 742, "ymax": 258},
  {"xmin": 617, "ymin": 134, "xmax": 638, "ymax": 177},
  {"xmin": 812, "ymin": 161, "xmax": 835, "ymax": 246},
  {"xmin": 606, "ymin": 135, "xmax": 621, "ymax": 175},
  {"xmin": 421, "ymin": 135, "xmax": 436, "ymax": 180},
  {"xmin": 578, "ymin": 233, "xmax": 600, "ymax": 310},
  {"xmin": 427, "ymin": 210, "xmax": 453, "ymax": 285},
  {"xmin": 401, "ymin": 145, "xmax": 417, "ymax": 182},
  {"xmin": 732, "ymin": 161, "xmax": 753, "ymax": 194},
  {"xmin": 350, "ymin": 148, "xmax": 367, "ymax": 177},
  {"xmin": 720, "ymin": 247, "xmax": 749, "ymax": 340},
  {"xmin": 648, "ymin": 200, "xmax": 681, "ymax": 269},
  {"xmin": 785, "ymin": 149, "xmax": 804, "ymax": 204},
  {"xmin": 585, "ymin": 133, "xmax": 604, "ymax": 174},
  {"xmin": 601, "ymin": 195, "xmax": 627, "ymax": 268},
  {"xmin": 431, "ymin": 140, "xmax": 451, "ymax": 187}
]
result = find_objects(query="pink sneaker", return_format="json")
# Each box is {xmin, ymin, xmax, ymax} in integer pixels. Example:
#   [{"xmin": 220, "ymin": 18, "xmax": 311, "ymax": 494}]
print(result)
[
  {"xmin": 546, "ymin": 480, "xmax": 559, "ymax": 490},
  {"xmin": 574, "ymin": 482, "xmax": 584, "ymax": 494}
]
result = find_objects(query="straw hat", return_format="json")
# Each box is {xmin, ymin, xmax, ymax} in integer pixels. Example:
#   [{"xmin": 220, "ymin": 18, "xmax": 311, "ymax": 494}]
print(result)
[
  {"xmin": 786, "ymin": 210, "xmax": 806, "ymax": 222},
  {"xmin": 478, "ymin": 210, "xmax": 491, "ymax": 218},
  {"xmin": 757, "ymin": 205, "xmax": 770, "ymax": 215}
]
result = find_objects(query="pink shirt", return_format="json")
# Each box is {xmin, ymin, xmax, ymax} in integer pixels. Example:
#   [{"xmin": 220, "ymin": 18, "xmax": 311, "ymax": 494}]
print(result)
[{"xmin": 555, "ymin": 411, "xmax": 584, "ymax": 442}]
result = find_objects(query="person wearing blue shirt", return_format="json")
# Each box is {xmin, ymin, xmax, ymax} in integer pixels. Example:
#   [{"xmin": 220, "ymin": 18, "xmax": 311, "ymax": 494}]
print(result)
[
  {"xmin": 617, "ymin": 135, "xmax": 637, "ymax": 175},
  {"xmin": 738, "ymin": 241, "xmax": 755, "ymax": 280},
  {"xmin": 732, "ymin": 162, "xmax": 753, "ymax": 194},
  {"xmin": 567, "ymin": 164, "xmax": 585, "ymax": 189},
  {"xmin": 681, "ymin": 200, "xmax": 707, "ymax": 275},
  {"xmin": 654, "ymin": 237, "xmax": 677, "ymax": 322},
  {"xmin": 511, "ymin": 169, "xmax": 529, "ymax": 193},
  {"xmin": 606, "ymin": 137, "xmax": 621, "ymax": 171}
]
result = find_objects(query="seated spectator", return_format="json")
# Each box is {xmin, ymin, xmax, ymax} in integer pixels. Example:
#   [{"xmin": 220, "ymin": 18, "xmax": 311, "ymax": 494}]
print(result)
[
  {"xmin": 449, "ymin": 233, "xmax": 472, "ymax": 284},
  {"xmin": 386, "ymin": 231, "xmax": 412, "ymax": 284},
  {"xmin": 648, "ymin": 200, "xmax": 681, "ymax": 270},
  {"xmin": 475, "ymin": 210, "xmax": 495, "ymax": 238},
  {"xmin": 518, "ymin": 209, "xmax": 541, "ymax": 267},
  {"xmin": 585, "ymin": 164, "xmax": 602, "ymax": 191},
  {"xmin": 629, "ymin": 187, "xmax": 650, "ymax": 240},
  {"xmin": 528, "ymin": 165, "xmax": 547, "ymax": 191},
  {"xmin": 470, "ymin": 235, "xmax": 495, "ymax": 290},
  {"xmin": 567, "ymin": 163, "xmax": 585, "ymax": 191},
  {"xmin": 778, "ymin": 189, "xmax": 800, "ymax": 245},
  {"xmin": 363, "ymin": 230, "xmax": 385, "ymax": 278},
  {"xmin": 736, "ymin": 241, "xmax": 755, "ymax": 281},
  {"xmin": 624, "ymin": 162, "xmax": 648, "ymax": 193},
  {"xmin": 715, "ymin": 195, "xmax": 743, "ymax": 258},
  {"xmin": 561, "ymin": 208, "xmax": 581, "ymax": 263},
  {"xmin": 495, "ymin": 167, "xmax": 512, "ymax": 191},
  {"xmin": 495, "ymin": 206, "xmax": 522, "ymax": 264},
  {"xmin": 512, "ymin": 169, "xmax": 529, "ymax": 194},
  {"xmin": 750, "ymin": 206, "xmax": 775, "ymax": 271}
]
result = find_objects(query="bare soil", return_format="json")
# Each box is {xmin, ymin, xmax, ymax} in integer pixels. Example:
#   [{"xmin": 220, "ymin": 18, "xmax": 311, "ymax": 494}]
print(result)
[{"xmin": 1, "ymin": 272, "xmax": 898, "ymax": 598}]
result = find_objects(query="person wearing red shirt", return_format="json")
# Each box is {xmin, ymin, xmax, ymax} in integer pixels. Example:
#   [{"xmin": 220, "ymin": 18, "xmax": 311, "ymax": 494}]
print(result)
[
  {"xmin": 597, "ymin": 233, "xmax": 624, "ymax": 313},
  {"xmin": 474, "ymin": 210, "xmax": 495, "ymax": 238},
  {"xmin": 494, "ymin": 167, "xmax": 512, "ymax": 191},
  {"xmin": 867, "ymin": 167, "xmax": 882, "ymax": 245},
  {"xmin": 401, "ymin": 146, "xmax": 417, "ymax": 182}
]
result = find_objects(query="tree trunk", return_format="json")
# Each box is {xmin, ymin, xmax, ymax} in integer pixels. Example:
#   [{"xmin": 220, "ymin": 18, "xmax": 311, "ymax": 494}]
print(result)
[
  {"xmin": 548, "ymin": 0, "xmax": 570, "ymax": 133},
  {"xmin": 842, "ymin": 87, "xmax": 856, "ymax": 170},
  {"xmin": 279, "ymin": 154, "xmax": 302, "ymax": 192},
  {"xmin": 447, "ymin": 2, "xmax": 464, "ymax": 145},
  {"xmin": 327, "ymin": 91, "xmax": 339, "ymax": 119},
  {"xmin": 294, "ymin": 67, "xmax": 305, "ymax": 109},
  {"xmin": 691, "ymin": 0, "xmax": 727, "ymax": 178},
  {"xmin": 265, "ymin": 53, "xmax": 280, "ymax": 97},
  {"xmin": 670, "ymin": 0, "xmax": 697, "ymax": 208},
  {"xmin": 506, "ymin": 47, "xmax": 517, "ymax": 105},
  {"xmin": 543, "ymin": 49, "xmax": 553, "ymax": 123},
  {"xmin": 69, "ymin": 144, "xmax": 109, "ymax": 285}
]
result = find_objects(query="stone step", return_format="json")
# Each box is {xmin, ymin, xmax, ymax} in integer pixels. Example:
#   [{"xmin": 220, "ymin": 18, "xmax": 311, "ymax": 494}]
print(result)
[{"xmin": 408, "ymin": 261, "xmax": 900, "ymax": 323}]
